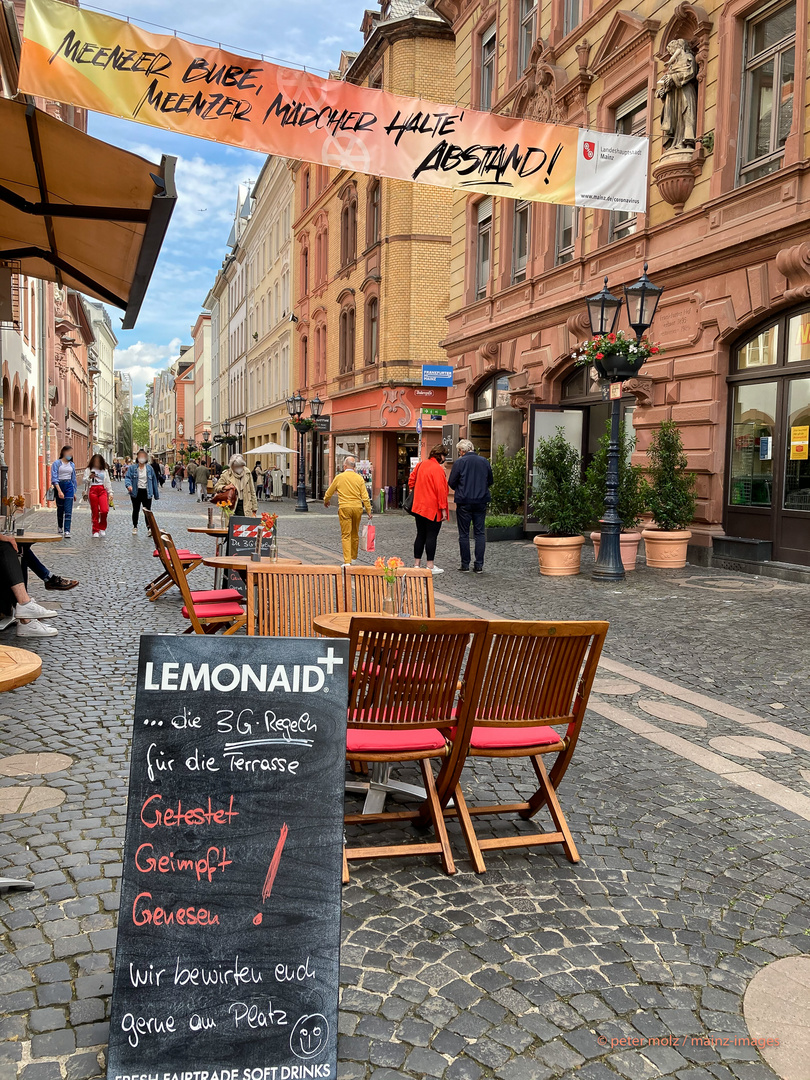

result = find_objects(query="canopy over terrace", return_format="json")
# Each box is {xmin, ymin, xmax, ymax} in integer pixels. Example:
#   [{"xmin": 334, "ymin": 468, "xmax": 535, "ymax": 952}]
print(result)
[{"xmin": 0, "ymin": 57, "xmax": 176, "ymax": 328}]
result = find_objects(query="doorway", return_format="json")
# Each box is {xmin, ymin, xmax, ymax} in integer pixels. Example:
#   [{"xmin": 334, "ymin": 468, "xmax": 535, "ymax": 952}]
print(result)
[{"xmin": 726, "ymin": 308, "xmax": 810, "ymax": 565}]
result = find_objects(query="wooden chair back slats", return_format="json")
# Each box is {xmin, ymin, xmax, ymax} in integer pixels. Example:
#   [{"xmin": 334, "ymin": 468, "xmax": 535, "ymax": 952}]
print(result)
[
  {"xmin": 472, "ymin": 621, "xmax": 608, "ymax": 729},
  {"xmin": 248, "ymin": 566, "xmax": 345, "ymax": 636},
  {"xmin": 162, "ymin": 532, "xmax": 205, "ymax": 634},
  {"xmin": 345, "ymin": 567, "xmax": 435, "ymax": 617},
  {"xmin": 347, "ymin": 617, "xmax": 486, "ymax": 730}
]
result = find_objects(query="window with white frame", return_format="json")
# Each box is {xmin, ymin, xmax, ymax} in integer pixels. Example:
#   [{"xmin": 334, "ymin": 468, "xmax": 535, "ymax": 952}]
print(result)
[
  {"xmin": 739, "ymin": 1, "xmax": 795, "ymax": 184},
  {"xmin": 610, "ymin": 91, "xmax": 647, "ymax": 242},
  {"xmin": 555, "ymin": 205, "xmax": 578, "ymax": 264},
  {"xmin": 512, "ymin": 200, "xmax": 530, "ymax": 283},
  {"xmin": 476, "ymin": 197, "xmax": 492, "ymax": 300},
  {"xmin": 518, "ymin": 1, "xmax": 536, "ymax": 72},
  {"xmin": 480, "ymin": 24, "xmax": 496, "ymax": 109}
]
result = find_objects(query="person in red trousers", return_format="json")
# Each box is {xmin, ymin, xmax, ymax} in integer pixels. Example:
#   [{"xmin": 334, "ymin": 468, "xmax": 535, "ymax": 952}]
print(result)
[{"xmin": 82, "ymin": 454, "xmax": 113, "ymax": 538}]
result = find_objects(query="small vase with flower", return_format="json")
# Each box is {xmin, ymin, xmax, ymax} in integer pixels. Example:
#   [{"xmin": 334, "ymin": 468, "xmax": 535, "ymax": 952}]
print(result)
[{"xmin": 375, "ymin": 556, "xmax": 404, "ymax": 614}]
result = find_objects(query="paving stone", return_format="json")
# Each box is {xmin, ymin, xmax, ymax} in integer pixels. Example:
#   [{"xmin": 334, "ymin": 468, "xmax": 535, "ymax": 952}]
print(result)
[
  {"xmin": 20, "ymin": 1063, "xmax": 63, "ymax": 1080},
  {"xmin": 31, "ymin": 1029, "xmax": 76, "ymax": 1058},
  {"xmin": 65, "ymin": 1053, "xmax": 103, "ymax": 1080}
]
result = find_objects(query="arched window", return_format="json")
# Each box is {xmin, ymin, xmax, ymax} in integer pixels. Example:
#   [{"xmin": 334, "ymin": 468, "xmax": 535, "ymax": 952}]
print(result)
[
  {"xmin": 474, "ymin": 373, "xmax": 512, "ymax": 412},
  {"xmin": 340, "ymin": 185, "xmax": 358, "ymax": 266},
  {"xmin": 365, "ymin": 296, "xmax": 379, "ymax": 366},
  {"xmin": 301, "ymin": 335, "xmax": 308, "ymax": 387},
  {"xmin": 300, "ymin": 241, "xmax": 309, "ymax": 297},
  {"xmin": 339, "ymin": 303, "xmax": 356, "ymax": 373},
  {"xmin": 366, "ymin": 179, "xmax": 381, "ymax": 246},
  {"xmin": 302, "ymin": 167, "xmax": 310, "ymax": 209}
]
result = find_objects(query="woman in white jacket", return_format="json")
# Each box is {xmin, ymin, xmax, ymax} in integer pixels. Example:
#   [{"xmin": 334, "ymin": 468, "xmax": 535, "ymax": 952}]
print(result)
[{"xmin": 83, "ymin": 454, "xmax": 114, "ymax": 537}]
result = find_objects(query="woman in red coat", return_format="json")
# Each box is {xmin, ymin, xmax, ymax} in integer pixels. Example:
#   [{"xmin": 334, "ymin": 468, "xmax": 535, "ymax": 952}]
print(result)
[{"xmin": 408, "ymin": 444, "xmax": 449, "ymax": 575}]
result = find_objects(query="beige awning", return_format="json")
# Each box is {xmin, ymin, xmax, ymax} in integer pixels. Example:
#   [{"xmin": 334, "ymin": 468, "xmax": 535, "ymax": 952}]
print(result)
[{"xmin": 0, "ymin": 94, "xmax": 176, "ymax": 328}]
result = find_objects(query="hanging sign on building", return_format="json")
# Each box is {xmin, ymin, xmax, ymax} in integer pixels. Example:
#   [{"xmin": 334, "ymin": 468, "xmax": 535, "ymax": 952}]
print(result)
[
  {"xmin": 19, "ymin": 0, "xmax": 648, "ymax": 210},
  {"xmin": 422, "ymin": 365, "xmax": 454, "ymax": 388},
  {"xmin": 108, "ymin": 635, "xmax": 348, "ymax": 1080}
]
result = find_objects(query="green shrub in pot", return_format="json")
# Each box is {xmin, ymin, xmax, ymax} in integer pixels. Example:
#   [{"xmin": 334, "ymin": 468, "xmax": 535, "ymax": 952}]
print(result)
[
  {"xmin": 584, "ymin": 420, "xmax": 647, "ymax": 531},
  {"xmin": 642, "ymin": 419, "xmax": 698, "ymax": 569},
  {"xmin": 490, "ymin": 445, "xmax": 526, "ymax": 515},
  {"xmin": 530, "ymin": 429, "xmax": 590, "ymax": 576}
]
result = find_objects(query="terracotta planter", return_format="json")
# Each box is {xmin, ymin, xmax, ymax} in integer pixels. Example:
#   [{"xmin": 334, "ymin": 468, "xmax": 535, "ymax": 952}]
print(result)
[
  {"xmin": 641, "ymin": 528, "xmax": 692, "ymax": 568},
  {"xmin": 590, "ymin": 531, "xmax": 642, "ymax": 571},
  {"xmin": 533, "ymin": 534, "xmax": 584, "ymax": 576}
]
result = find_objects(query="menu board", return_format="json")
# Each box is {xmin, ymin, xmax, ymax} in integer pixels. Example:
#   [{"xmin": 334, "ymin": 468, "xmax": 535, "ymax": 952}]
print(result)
[
  {"xmin": 226, "ymin": 517, "xmax": 275, "ymax": 595},
  {"xmin": 108, "ymin": 635, "xmax": 349, "ymax": 1080}
]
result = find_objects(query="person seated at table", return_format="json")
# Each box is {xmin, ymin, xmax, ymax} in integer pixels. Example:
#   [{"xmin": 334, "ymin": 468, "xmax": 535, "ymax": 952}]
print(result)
[
  {"xmin": 214, "ymin": 455, "xmax": 257, "ymax": 518},
  {"xmin": 0, "ymin": 536, "xmax": 59, "ymax": 637},
  {"xmin": 20, "ymin": 547, "xmax": 78, "ymax": 592}
]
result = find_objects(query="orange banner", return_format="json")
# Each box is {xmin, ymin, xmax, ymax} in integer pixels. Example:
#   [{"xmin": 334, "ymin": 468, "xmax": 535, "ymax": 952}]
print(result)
[{"xmin": 19, "ymin": 0, "xmax": 648, "ymax": 211}]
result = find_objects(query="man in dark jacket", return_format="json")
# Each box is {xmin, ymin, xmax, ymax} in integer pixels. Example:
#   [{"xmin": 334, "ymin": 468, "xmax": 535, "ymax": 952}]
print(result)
[{"xmin": 448, "ymin": 439, "xmax": 493, "ymax": 573}]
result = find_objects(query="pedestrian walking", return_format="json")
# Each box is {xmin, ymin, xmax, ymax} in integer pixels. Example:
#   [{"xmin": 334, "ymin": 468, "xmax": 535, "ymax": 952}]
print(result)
[
  {"xmin": 187, "ymin": 459, "xmax": 197, "ymax": 496},
  {"xmin": 408, "ymin": 445, "xmax": 449, "ymax": 575},
  {"xmin": 253, "ymin": 461, "xmax": 264, "ymax": 502},
  {"xmin": 195, "ymin": 459, "xmax": 210, "ymax": 502},
  {"xmin": 323, "ymin": 457, "xmax": 373, "ymax": 566},
  {"xmin": 151, "ymin": 458, "xmax": 165, "ymax": 487},
  {"xmin": 51, "ymin": 445, "xmax": 77, "ymax": 538},
  {"xmin": 82, "ymin": 454, "xmax": 113, "ymax": 538},
  {"xmin": 213, "ymin": 455, "xmax": 257, "ymax": 518},
  {"xmin": 448, "ymin": 439, "xmax": 494, "ymax": 574},
  {"xmin": 125, "ymin": 451, "xmax": 160, "ymax": 533},
  {"xmin": 173, "ymin": 463, "xmax": 185, "ymax": 491}
]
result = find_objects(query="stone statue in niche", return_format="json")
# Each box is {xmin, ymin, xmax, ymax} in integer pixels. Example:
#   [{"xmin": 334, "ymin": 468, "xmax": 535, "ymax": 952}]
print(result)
[{"xmin": 656, "ymin": 39, "xmax": 698, "ymax": 151}]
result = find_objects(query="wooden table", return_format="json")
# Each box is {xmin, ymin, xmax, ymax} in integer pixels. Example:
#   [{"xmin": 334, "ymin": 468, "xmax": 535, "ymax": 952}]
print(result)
[
  {"xmin": 202, "ymin": 555, "xmax": 303, "ymax": 571},
  {"xmin": 312, "ymin": 612, "xmax": 427, "ymax": 815},
  {"xmin": 0, "ymin": 646, "xmax": 42, "ymax": 889},
  {"xmin": 14, "ymin": 534, "xmax": 62, "ymax": 588}
]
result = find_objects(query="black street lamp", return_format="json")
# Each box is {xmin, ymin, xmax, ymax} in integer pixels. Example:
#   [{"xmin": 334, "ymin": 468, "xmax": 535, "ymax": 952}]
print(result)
[
  {"xmin": 590, "ymin": 265, "xmax": 663, "ymax": 583},
  {"xmin": 234, "ymin": 420, "xmax": 244, "ymax": 455},
  {"xmin": 287, "ymin": 391, "xmax": 321, "ymax": 512}
]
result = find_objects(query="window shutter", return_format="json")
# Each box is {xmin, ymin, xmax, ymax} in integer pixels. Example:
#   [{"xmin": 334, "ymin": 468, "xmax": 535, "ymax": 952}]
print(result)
[{"xmin": 477, "ymin": 196, "xmax": 493, "ymax": 224}]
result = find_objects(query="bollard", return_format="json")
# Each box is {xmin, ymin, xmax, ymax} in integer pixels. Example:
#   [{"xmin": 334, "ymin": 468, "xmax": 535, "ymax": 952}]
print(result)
[{"xmin": 379, "ymin": 488, "xmax": 385, "ymax": 514}]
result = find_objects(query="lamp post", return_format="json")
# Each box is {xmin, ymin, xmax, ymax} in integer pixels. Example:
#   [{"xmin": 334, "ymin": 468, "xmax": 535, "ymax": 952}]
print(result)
[
  {"xmin": 287, "ymin": 392, "xmax": 323, "ymax": 512},
  {"xmin": 589, "ymin": 264, "xmax": 663, "ymax": 582},
  {"xmin": 234, "ymin": 420, "xmax": 244, "ymax": 456}
]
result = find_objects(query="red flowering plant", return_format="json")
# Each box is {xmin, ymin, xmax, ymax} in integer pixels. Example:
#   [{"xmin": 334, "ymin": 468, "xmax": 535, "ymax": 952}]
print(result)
[
  {"xmin": 573, "ymin": 330, "xmax": 663, "ymax": 381},
  {"xmin": 253, "ymin": 512, "xmax": 278, "ymax": 558}
]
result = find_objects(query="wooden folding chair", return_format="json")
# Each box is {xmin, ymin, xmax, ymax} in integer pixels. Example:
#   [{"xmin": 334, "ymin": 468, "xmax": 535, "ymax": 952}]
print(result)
[
  {"xmin": 148, "ymin": 514, "xmax": 243, "ymax": 606},
  {"xmin": 345, "ymin": 566, "xmax": 435, "ymax": 617},
  {"xmin": 143, "ymin": 509, "xmax": 203, "ymax": 601},
  {"xmin": 343, "ymin": 616, "xmax": 488, "ymax": 882},
  {"xmin": 247, "ymin": 565, "xmax": 344, "ymax": 636},
  {"xmin": 443, "ymin": 620, "xmax": 608, "ymax": 871},
  {"xmin": 163, "ymin": 533, "xmax": 247, "ymax": 636}
]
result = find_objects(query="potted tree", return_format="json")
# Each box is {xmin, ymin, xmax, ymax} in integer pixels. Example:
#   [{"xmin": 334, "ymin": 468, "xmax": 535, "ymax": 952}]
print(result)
[
  {"xmin": 486, "ymin": 445, "xmax": 526, "ymax": 541},
  {"xmin": 585, "ymin": 421, "xmax": 647, "ymax": 570},
  {"xmin": 530, "ymin": 429, "xmax": 591, "ymax": 576},
  {"xmin": 642, "ymin": 419, "xmax": 697, "ymax": 568}
]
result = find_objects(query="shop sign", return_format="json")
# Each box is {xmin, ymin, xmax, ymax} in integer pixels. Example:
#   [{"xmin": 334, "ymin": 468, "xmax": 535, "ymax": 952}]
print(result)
[
  {"xmin": 313, "ymin": 416, "xmax": 331, "ymax": 433},
  {"xmin": 422, "ymin": 365, "xmax": 454, "ymax": 388},
  {"xmin": 609, "ymin": 382, "xmax": 622, "ymax": 400},
  {"xmin": 790, "ymin": 426, "xmax": 809, "ymax": 460},
  {"xmin": 759, "ymin": 436, "xmax": 772, "ymax": 461}
]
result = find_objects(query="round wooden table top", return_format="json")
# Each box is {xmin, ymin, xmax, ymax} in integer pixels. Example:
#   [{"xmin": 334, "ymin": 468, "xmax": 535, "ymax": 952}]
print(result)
[
  {"xmin": 187, "ymin": 526, "xmax": 229, "ymax": 537},
  {"xmin": 202, "ymin": 555, "xmax": 303, "ymax": 571},
  {"xmin": 13, "ymin": 533, "xmax": 62, "ymax": 545},
  {"xmin": 313, "ymin": 612, "xmax": 394, "ymax": 637},
  {"xmin": 0, "ymin": 646, "xmax": 42, "ymax": 691}
]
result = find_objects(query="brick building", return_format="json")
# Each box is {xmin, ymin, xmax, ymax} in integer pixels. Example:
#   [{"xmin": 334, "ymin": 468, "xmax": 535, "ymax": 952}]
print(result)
[
  {"xmin": 293, "ymin": 0, "xmax": 456, "ymax": 502},
  {"xmin": 430, "ymin": 0, "xmax": 810, "ymax": 566}
]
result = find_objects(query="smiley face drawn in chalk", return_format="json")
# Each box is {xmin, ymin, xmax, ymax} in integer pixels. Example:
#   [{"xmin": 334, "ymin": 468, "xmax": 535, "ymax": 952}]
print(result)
[{"xmin": 290, "ymin": 1013, "xmax": 328, "ymax": 1059}]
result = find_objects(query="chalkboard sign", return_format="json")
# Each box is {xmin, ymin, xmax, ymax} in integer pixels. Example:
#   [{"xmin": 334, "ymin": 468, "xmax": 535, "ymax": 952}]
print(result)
[
  {"xmin": 226, "ymin": 517, "xmax": 275, "ymax": 595},
  {"xmin": 108, "ymin": 635, "xmax": 349, "ymax": 1080}
]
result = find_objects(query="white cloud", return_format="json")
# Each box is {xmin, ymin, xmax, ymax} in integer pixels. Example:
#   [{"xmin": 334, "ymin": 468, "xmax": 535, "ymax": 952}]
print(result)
[{"xmin": 115, "ymin": 338, "xmax": 183, "ymax": 402}]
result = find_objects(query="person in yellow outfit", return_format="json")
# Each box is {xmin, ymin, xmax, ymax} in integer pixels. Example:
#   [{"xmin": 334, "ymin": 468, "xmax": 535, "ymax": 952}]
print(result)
[{"xmin": 323, "ymin": 457, "xmax": 373, "ymax": 565}]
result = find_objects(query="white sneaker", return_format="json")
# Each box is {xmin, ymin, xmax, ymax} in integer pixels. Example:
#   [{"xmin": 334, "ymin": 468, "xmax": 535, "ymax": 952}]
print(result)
[
  {"xmin": 93, "ymin": 533, "xmax": 100, "ymax": 538},
  {"xmin": 17, "ymin": 621, "xmax": 58, "ymax": 637},
  {"xmin": 343, "ymin": 563, "xmax": 353, "ymax": 568},
  {"xmin": 132, "ymin": 527, "xmax": 138, "ymax": 534},
  {"xmin": 14, "ymin": 600, "xmax": 58, "ymax": 620},
  {"xmin": 63, "ymin": 532, "xmax": 70, "ymax": 538},
  {"xmin": 0, "ymin": 614, "xmax": 16, "ymax": 631},
  {"xmin": 100, "ymin": 530, "xmax": 106, "ymax": 537},
  {"xmin": 430, "ymin": 566, "xmax": 444, "ymax": 575}
]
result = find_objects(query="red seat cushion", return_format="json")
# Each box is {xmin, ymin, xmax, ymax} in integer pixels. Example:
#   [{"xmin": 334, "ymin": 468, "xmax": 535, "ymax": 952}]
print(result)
[
  {"xmin": 189, "ymin": 589, "xmax": 243, "ymax": 603},
  {"xmin": 154, "ymin": 549, "xmax": 200, "ymax": 559},
  {"xmin": 181, "ymin": 602, "xmax": 245, "ymax": 619},
  {"xmin": 347, "ymin": 727, "xmax": 448, "ymax": 754},
  {"xmin": 461, "ymin": 724, "xmax": 565, "ymax": 751}
]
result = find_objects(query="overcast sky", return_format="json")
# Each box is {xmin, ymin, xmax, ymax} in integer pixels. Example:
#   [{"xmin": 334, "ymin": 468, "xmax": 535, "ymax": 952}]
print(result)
[{"xmin": 92, "ymin": 0, "xmax": 364, "ymax": 403}]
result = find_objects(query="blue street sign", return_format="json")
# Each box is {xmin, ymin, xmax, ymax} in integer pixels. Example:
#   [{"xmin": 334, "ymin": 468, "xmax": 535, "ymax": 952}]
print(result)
[
  {"xmin": 416, "ymin": 418, "xmax": 423, "ymax": 434},
  {"xmin": 421, "ymin": 365, "xmax": 453, "ymax": 388}
]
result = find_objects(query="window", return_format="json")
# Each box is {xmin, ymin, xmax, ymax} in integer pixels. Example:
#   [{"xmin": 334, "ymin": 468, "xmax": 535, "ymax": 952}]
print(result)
[
  {"xmin": 303, "ymin": 168, "xmax": 310, "ymax": 209},
  {"xmin": 370, "ymin": 66, "xmax": 383, "ymax": 90},
  {"xmin": 340, "ymin": 193, "xmax": 358, "ymax": 265},
  {"xmin": 301, "ymin": 336, "xmax": 308, "ymax": 386},
  {"xmin": 739, "ymin": 1, "xmax": 795, "ymax": 184},
  {"xmin": 301, "ymin": 245, "xmax": 309, "ymax": 297},
  {"xmin": 512, "ymin": 200, "xmax": 530, "ymax": 283},
  {"xmin": 366, "ymin": 297, "xmax": 379, "ymax": 365},
  {"xmin": 475, "ymin": 197, "xmax": 492, "ymax": 300},
  {"xmin": 367, "ymin": 180, "xmax": 381, "ymax": 246},
  {"xmin": 555, "ymin": 205, "xmax": 578, "ymax": 264},
  {"xmin": 610, "ymin": 92, "xmax": 647, "ymax": 242},
  {"xmin": 474, "ymin": 374, "xmax": 511, "ymax": 412},
  {"xmin": 563, "ymin": 0, "xmax": 582, "ymax": 36},
  {"xmin": 339, "ymin": 305, "xmax": 356, "ymax": 373},
  {"xmin": 480, "ymin": 24, "xmax": 496, "ymax": 109},
  {"xmin": 518, "ymin": 1, "xmax": 536, "ymax": 72}
]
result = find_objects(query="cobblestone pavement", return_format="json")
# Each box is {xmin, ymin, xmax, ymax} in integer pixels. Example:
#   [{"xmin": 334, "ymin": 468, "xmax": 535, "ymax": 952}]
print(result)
[{"xmin": 1, "ymin": 487, "xmax": 808, "ymax": 1080}]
